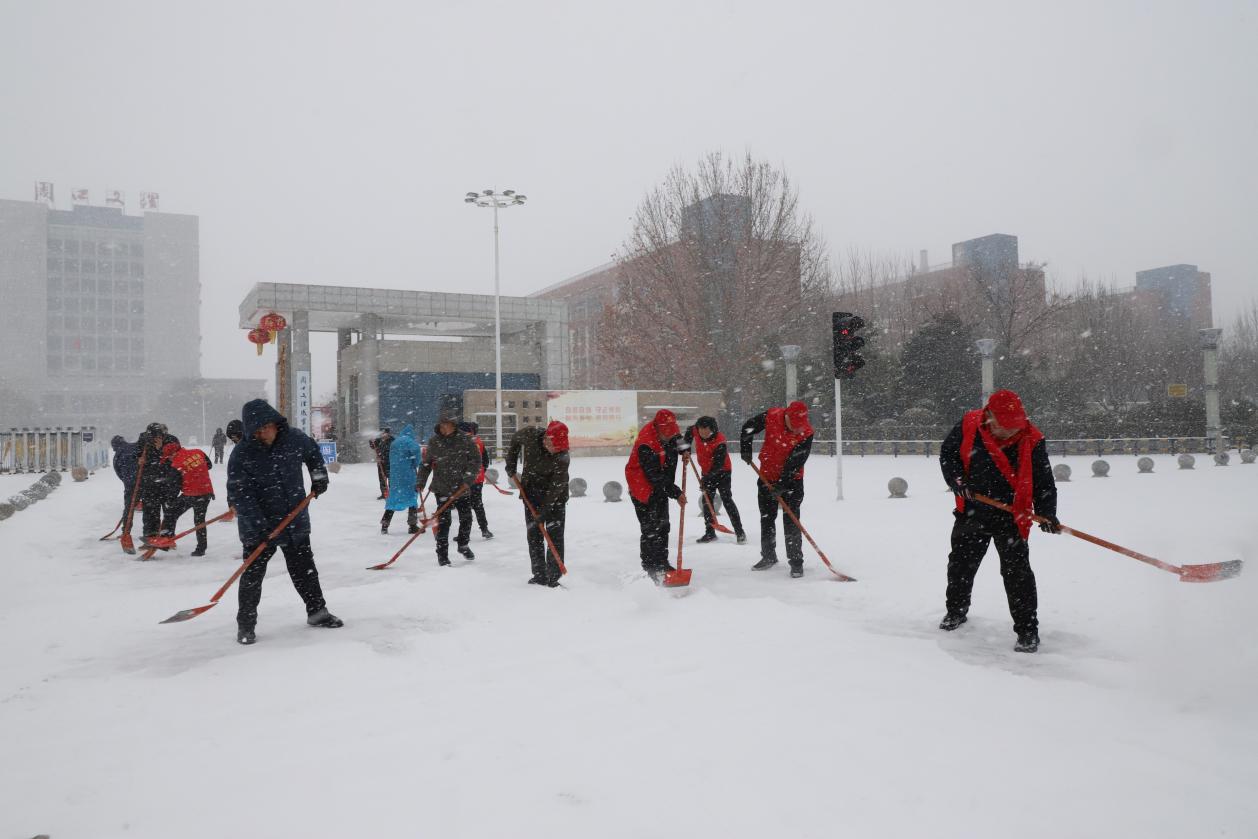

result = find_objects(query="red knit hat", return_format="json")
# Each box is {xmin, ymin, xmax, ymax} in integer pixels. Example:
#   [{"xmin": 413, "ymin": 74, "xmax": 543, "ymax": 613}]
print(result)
[
  {"xmin": 544, "ymin": 420, "xmax": 569, "ymax": 452},
  {"xmin": 652, "ymin": 409, "xmax": 680, "ymax": 440},
  {"xmin": 985, "ymin": 389, "xmax": 1029, "ymax": 430},
  {"xmin": 785, "ymin": 400, "xmax": 813, "ymax": 435}
]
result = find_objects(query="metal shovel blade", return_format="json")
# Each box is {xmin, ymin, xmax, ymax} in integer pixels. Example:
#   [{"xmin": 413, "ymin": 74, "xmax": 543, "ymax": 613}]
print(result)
[
  {"xmin": 159, "ymin": 603, "xmax": 217, "ymax": 624},
  {"xmin": 1179, "ymin": 560, "xmax": 1244, "ymax": 583}
]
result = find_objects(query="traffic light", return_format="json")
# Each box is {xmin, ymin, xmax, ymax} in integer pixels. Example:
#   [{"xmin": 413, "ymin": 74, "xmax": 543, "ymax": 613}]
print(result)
[{"xmin": 832, "ymin": 312, "xmax": 866, "ymax": 378}]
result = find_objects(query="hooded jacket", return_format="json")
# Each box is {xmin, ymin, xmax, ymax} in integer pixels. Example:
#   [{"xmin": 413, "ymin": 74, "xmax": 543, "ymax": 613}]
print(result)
[
  {"xmin": 111, "ymin": 436, "xmax": 139, "ymax": 487},
  {"xmin": 506, "ymin": 425, "xmax": 570, "ymax": 510},
  {"xmin": 417, "ymin": 422, "xmax": 482, "ymax": 498},
  {"xmin": 625, "ymin": 410, "xmax": 683, "ymax": 504},
  {"xmin": 386, "ymin": 424, "xmax": 422, "ymax": 511},
  {"xmin": 136, "ymin": 424, "xmax": 182, "ymax": 498},
  {"xmin": 227, "ymin": 399, "xmax": 327, "ymax": 546},
  {"xmin": 211, "ymin": 428, "xmax": 227, "ymax": 450}
]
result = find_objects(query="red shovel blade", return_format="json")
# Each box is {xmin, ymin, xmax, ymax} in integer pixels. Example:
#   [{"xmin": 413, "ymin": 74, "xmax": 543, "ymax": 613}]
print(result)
[
  {"xmin": 1179, "ymin": 560, "xmax": 1244, "ymax": 583},
  {"xmin": 662, "ymin": 568, "xmax": 692, "ymax": 587},
  {"xmin": 145, "ymin": 535, "xmax": 176, "ymax": 549},
  {"xmin": 159, "ymin": 603, "xmax": 217, "ymax": 624},
  {"xmin": 366, "ymin": 562, "xmax": 393, "ymax": 571},
  {"xmin": 120, "ymin": 533, "xmax": 135, "ymax": 555}
]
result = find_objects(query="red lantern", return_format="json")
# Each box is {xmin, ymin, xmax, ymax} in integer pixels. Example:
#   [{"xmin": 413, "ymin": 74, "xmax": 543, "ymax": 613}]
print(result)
[
  {"xmin": 259, "ymin": 312, "xmax": 287, "ymax": 344},
  {"xmin": 247, "ymin": 327, "xmax": 270, "ymax": 356}
]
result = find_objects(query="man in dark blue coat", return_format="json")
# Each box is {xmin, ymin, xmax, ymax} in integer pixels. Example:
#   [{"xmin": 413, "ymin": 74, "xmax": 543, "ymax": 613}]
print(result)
[
  {"xmin": 227, "ymin": 399, "xmax": 341, "ymax": 645},
  {"xmin": 111, "ymin": 435, "xmax": 139, "ymax": 520}
]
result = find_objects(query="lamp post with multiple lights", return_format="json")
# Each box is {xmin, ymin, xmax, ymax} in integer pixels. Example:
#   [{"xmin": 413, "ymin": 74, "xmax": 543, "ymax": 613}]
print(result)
[{"xmin": 464, "ymin": 188, "xmax": 527, "ymax": 459}]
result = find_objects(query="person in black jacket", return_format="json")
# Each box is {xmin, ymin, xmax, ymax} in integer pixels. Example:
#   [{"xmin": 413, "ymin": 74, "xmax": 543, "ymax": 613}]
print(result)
[
  {"xmin": 211, "ymin": 427, "xmax": 227, "ymax": 464},
  {"xmin": 136, "ymin": 422, "xmax": 183, "ymax": 546},
  {"xmin": 111, "ymin": 435, "xmax": 140, "ymax": 520},
  {"xmin": 506, "ymin": 421, "xmax": 570, "ymax": 586},
  {"xmin": 740, "ymin": 401, "xmax": 814, "ymax": 578},
  {"xmin": 685, "ymin": 416, "xmax": 746, "ymax": 544},
  {"xmin": 227, "ymin": 399, "xmax": 340, "ymax": 645},
  {"xmin": 624, "ymin": 409, "xmax": 688, "ymax": 581},
  {"xmin": 369, "ymin": 427, "xmax": 394, "ymax": 500},
  {"xmin": 459, "ymin": 420, "xmax": 494, "ymax": 539},
  {"xmin": 938, "ymin": 389, "xmax": 1059, "ymax": 653},
  {"xmin": 416, "ymin": 417, "xmax": 482, "ymax": 566}
]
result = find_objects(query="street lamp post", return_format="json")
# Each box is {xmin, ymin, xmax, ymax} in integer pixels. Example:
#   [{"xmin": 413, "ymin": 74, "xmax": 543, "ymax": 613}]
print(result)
[
  {"xmin": 1200, "ymin": 328, "xmax": 1224, "ymax": 452},
  {"xmin": 781, "ymin": 345, "xmax": 801, "ymax": 402},
  {"xmin": 465, "ymin": 188, "xmax": 527, "ymax": 460},
  {"xmin": 975, "ymin": 338, "xmax": 997, "ymax": 404}
]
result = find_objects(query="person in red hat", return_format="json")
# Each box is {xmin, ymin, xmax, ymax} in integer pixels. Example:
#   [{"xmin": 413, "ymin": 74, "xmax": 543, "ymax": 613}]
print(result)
[
  {"xmin": 506, "ymin": 421, "xmax": 570, "ymax": 586},
  {"xmin": 939, "ymin": 389, "xmax": 1060, "ymax": 653},
  {"xmin": 624, "ymin": 409, "xmax": 688, "ymax": 582},
  {"xmin": 163, "ymin": 441, "xmax": 216, "ymax": 556},
  {"xmin": 740, "ymin": 400, "xmax": 814, "ymax": 578}
]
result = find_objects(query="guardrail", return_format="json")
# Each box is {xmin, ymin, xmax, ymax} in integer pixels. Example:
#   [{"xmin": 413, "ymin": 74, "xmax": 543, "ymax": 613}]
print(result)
[{"xmin": 0, "ymin": 427, "xmax": 109, "ymax": 473}]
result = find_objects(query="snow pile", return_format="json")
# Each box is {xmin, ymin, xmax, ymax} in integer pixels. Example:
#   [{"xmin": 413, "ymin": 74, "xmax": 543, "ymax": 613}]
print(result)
[{"xmin": 1, "ymin": 454, "xmax": 1255, "ymax": 837}]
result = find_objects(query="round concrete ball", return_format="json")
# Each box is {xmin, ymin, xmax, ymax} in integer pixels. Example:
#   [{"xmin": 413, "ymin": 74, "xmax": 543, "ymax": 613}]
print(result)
[
  {"xmin": 1214, "ymin": 452, "xmax": 1230, "ymax": 466},
  {"xmin": 41, "ymin": 471, "xmax": 62, "ymax": 486},
  {"xmin": 1241, "ymin": 449, "xmax": 1257, "ymax": 464},
  {"xmin": 486, "ymin": 467, "xmax": 499, "ymax": 485},
  {"xmin": 1091, "ymin": 459, "xmax": 1110, "ymax": 477},
  {"xmin": 28, "ymin": 482, "xmax": 50, "ymax": 500},
  {"xmin": 603, "ymin": 480, "xmax": 623, "ymax": 502},
  {"xmin": 888, "ymin": 477, "xmax": 908, "ymax": 498},
  {"xmin": 1177, "ymin": 453, "xmax": 1195, "ymax": 470},
  {"xmin": 326, "ymin": 461, "xmax": 342, "ymax": 474},
  {"xmin": 1137, "ymin": 456, "xmax": 1154, "ymax": 473},
  {"xmin": 0, "ymin": 501, "xmax": 13, "ymax": 520},
  {"xmin": 569, "ymin": 477, "xmax": 588, "ymax": 497},
  {"xmin": 71, "ymin": 466, "xmax": 89, "ymax": 482},
  {"xmin": 1053, "ymin": 463, "xmax": 1072, "ymax": 482},
  {"xmin": 10, "ymin": 494, "xmax": 29, "ymax": 511}
]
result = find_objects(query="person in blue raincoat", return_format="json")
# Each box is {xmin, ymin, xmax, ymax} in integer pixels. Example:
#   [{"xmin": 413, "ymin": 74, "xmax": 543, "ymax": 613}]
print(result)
[{"xmin": 381, "ymin": 424, "xmax": 423, "ymax": 534}]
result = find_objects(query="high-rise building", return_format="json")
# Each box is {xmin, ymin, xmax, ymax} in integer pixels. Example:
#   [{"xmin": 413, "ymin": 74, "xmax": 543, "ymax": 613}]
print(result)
[
  {"xmin": 0, "ymin": 196, "xmax": 261, "ymax": 441},
  {"xmin": 1134, "ymin": 264, "xmax": 1213, "ymax": 329}
]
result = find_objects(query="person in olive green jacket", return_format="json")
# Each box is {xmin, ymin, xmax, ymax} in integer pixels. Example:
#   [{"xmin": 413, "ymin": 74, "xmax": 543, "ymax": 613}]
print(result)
[
  {"xmin": 416, "ymin": 417, "xmax": 482, "ymax": 566},
  {"xmin": 506, "ymin": 421, "xmax": 570, "ymax": 586}
]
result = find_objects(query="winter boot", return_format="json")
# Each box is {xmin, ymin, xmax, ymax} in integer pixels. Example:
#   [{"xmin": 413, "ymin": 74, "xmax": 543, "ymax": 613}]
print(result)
[
  {"xmin": 736, "ymin": 532, "xmax": 747, "ymax": 545},
  {"xmin": 752, "ymin": 556, "xmax": 779, "ymax": 571},
  {"xmin": 237, "ymin": 627, "xmax": 256, "ymax": 645},
  {"xmin": 938, "ymin": 613, "xmax": 968, "ymax": 632},
  {"xmin": 408, "ymin": 524, "xmax": 420, "ymax": 534},
  {"xmin": 696, "ymin": 531, "xmax": 717, "ymax": 544},
  {"xmin": 191, "ymin": 547, "xmax": 206, "ymax": 557},
  {"xmin": 481, "ymin": 529, "xmax": 494, "ymax": 540},
  {"xmin": 381, "ymin": 525, "xmax": 389, "ymax": 535},
  {"xmin": 437, "ymin": 551, "xmax": 451, "ymax": 567},
  {"xmin": 307, "ymin": 608, "xmax": 344, "ymax": 628},
  {"xmin": 458, "ymin": 544, "xmax": 476, "ymax": 560},
  {"xmin": 790, "ymin": 565, "xmax": 804, "ymax": 579},
  {"xmin": 1014, "ymin": 631, "xmax": 1040, "ymax": 653}
]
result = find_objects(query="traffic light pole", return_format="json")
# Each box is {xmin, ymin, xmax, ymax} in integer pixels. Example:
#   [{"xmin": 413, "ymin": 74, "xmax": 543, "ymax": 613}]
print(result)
[{"xmin": 835, "ymin": 377, "xmax": 844, "ymax": 501}]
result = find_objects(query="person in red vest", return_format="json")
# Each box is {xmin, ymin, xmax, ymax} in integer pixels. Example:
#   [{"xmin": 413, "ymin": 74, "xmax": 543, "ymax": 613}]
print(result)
[
  {"xmin": 625, "ymin": 409, "xmax": 688, "ymax": 582},
  {"xmin": 939, "ymin": 389, "xmax": 1059, "ymax": 653},
  {"xmin": 459, "ymin": 421, "xmax": 494, "ymax": 539},
  {"xmin": 162, "ymin": 441, "xmax": 216, "ymax": 556},
  {"xmin": 684, "ymin": 416, "xmax": 746, "ymax": 544},
  {"xmin": 740, "ymin": 400, "xmax": 814, "ymax": 578}
]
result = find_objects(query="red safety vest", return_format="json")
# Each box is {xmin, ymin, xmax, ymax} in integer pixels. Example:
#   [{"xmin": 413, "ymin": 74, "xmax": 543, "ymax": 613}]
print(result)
[
  {"xmin": 625, "ymin": 422, "xmax": 666, "ymax": 504},
  {"xmin": 693, "ymin": 431, "xmax": 731, "ymax": 475},
  {"xmin": 758, "ymin": 408, "xmax": 811, "ymax": 484}
]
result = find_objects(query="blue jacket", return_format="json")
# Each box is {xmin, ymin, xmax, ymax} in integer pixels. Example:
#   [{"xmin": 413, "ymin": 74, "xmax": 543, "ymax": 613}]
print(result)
[
  {"xmin": 111, "ymin": 436, "xmax": 139, "ymax": 488},
  {"xmin": 385, "ymin": 424, "xmax": 422, "ymax": 511},
  {"xmin": 227, "ymin": 399, "xmax": 327, "ymax": 547}
]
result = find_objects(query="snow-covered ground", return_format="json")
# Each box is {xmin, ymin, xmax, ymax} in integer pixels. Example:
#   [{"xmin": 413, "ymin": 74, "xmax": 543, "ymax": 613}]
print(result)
[{"xmin": 2, "ymin": 452, "xmax": 1256, "ymax": 838}]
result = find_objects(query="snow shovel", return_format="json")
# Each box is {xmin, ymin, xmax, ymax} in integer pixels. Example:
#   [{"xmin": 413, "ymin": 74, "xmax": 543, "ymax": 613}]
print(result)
[
  {"xmin": 139, "ymin": 508, "xmax": 236, "ymax": 560},
  {"xmin": 118, "ymin": 452, "xmax": 148, "ymax": 555},
  {"xmin": 748, "ymin": 460, "xmax": 857, "ymax": 582},
  {"xmin": 663, "ymin": 455, "xmax": 693, "ymax": 587},
  {"xmin": 367, "ymin": 487, "xmax": 461, "ymax": 570},
  {"xmin": 486, "ymin": 479, "xmax": 514, "ymax": 496},
  {"xmin": 160, "ymin": 493, "xmax": 315, "ymax": 623},
  {"xmin": 684, "ymin": 454, "xmax": 735, "ymax": 535},
  {"xmin": 972, "ymin": 493, "xmax": 1243, "ymax": 583},
  {"xmin": 511, "ymin": 475, "xmax": 567, "ymax": 577}
]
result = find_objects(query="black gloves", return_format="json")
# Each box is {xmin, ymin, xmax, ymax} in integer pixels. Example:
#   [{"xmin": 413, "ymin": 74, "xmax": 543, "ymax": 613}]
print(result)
[
  {"xmin": 311, "ymin": 476, "xmax": 329, "ymax": 497},
  {"xmin": 741, "ymin": 450, "xmax": 753, "ymax": 465},
  {"xmin": 1039, "ymin": 514, "xmax": 1062, "ymax": 534},
  {"xmin": 674, "ymin": 437, "xmax": 692, "ymax": 454},
  {"xmin": 950, "ymin": 478, "xmax": 972, "ymax": 499}
]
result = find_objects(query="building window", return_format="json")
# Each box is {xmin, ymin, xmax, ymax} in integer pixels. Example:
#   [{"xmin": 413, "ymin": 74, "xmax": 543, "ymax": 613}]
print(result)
[{"xmin": 47, "ymin": 355, "xmax": 62, "ymax": 371}]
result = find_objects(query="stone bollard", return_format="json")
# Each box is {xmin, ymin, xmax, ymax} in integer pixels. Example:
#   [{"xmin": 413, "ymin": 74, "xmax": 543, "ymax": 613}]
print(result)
[
  {"xmin": 1137, "ymin": 457, "xmax": 1154, "ymax": 474},
  {"xmin": 1214, "ymin": 452, "xmax": 1230, "ymax": 466},
  {"xmin": 1178, "ymin": 453, "xmax": 1195, "ymax": 470},
  {"xmin": 603, "ymin": 480, "xmax": 623, "ymax": 502},
  {"xmin": 9, "ymin": 494, "xmax": 30, "ymax": 511},
  {"xmin": 27, "ymin": 483, "xmax": 50, "ymax": 500},
  {"xmin": 569, "ymin": 477, "xmax": 587, "ymax": 498},
  {"xmin": 71, "ymin": 466, "xmax": 88, "ymax": 482},
  {"xmin": 1053, "ymin": 463, "xmax": 1072, "ymax": 482},
  {"xmin": 486, "ymin": 467, "xmax": 499, "ymax": 485},
  {"xmin": 41, "ymin": 471, "xmax": 62, "ymax": 486},
  {"xmin": 888, "ymin": 477, "xmax": 908, "ymax": 498},
  {"xmin": 0, "ymin": 501, "xmax": 14, "ymax": 520},
  {"xmin": 1241, "ymin": 449, "xmax": 1257, "ymax": 464},
  {"xmin": 1091, "ymin": 459, "xmax": 1110, "ymax": 477},
  {"xmin": 326, "ymin": 461, "xmax": 342, "ymax": 474}
]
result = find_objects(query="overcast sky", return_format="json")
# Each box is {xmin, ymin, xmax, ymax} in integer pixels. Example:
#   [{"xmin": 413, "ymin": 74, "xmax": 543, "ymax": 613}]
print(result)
[{"xmin": 3, "ymin": 0, "xmax": 1255, "ymax": 395}]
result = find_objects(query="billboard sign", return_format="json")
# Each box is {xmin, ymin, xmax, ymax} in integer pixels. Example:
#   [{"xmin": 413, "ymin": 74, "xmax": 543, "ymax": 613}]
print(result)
[
  {"xmin": 1167, "ymin": 383, "xmax": 1188, "ymax": 398},
  {"xmin": 546, "ymin": 390, "xmax": 638, "ymax": 448},
  {"xmin": 318, "ymin": 441, "xmax": 338, "ymax": 463},
  {"xmin": 295, "ymin": 371, "xmax": 312, "ymax": 434}
]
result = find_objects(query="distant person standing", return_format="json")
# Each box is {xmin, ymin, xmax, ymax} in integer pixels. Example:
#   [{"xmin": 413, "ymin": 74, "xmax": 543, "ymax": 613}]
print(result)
[
  {"xmin": 228, "ymin": 399, "xmax": 339, "ymax": 646},
  {"xmin": 381, "ymin": 424, "xmax": 422, "ymax": 534},
  {"xmin": 164, "ymin": 441, "xmax": 215, "ymax": 556},
  {"xmin": 369, "ymin": 427, "xmax": 395, "ymax": 500},
  {"xmin": 624, "ymin": 409, "xmax": 687, "ymax": 582},
  {"xmin": 415, "ymin": 416, "xmax": 481, "ymax": 566},
  {"xmin": 459, "ymin": 420, "xmax": 494, "ymax": 539},
  {"xmin": 211, "ymin": 427, "xmax": 227, "ymax": 464},
  {"xmin": 740, "ymin": 401, "xmax": 814, "ymax": 578},
  {"xmin": 506, "ymin": 421, "xmax": 570, "ymax": 586},
  {"xmin": 685, "ymin": 416, "xmax": 746, "ymax": 545}
]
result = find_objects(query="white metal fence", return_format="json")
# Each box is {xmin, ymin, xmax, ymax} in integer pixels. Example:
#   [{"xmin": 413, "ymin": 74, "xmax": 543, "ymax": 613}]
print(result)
[{"xmin": 0, "ymin": 427, "xmax": 109, "ymax": 473}]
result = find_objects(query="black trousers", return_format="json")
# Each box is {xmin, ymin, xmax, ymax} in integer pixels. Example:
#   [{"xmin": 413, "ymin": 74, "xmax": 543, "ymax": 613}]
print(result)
[
  {"xmin": 434, "ymin": 492, "xmax": 473, "ymax": 558},
  {"xmin": 381, "ymin": 507, "xmax": 419, "ymax": 531},
  {"xmin": 522, "ymin": 488, "xmax": 565, "ymax": 582},
  {"xmin": 376, "ymin": 459, "xmax": 389, "ymax": 496},
  {"xmin": 121, "ymin": 482, "xmax": 135, "ymax": 522},
  {"xmin": 237, "ymin": 537, "xmax": 327, "ymax": 630},
  {"xmin": 700, "ymin": 470, "xmax": 744, "ymax": 536},
  {"xmin": 632, "ymin": 492, "xmax": 672, "ymax": 572},
  {"xmin": 945, "ymin": 514, "xmax": 1038, "ymax": 636},
  {"xmin": 469, "ymin": 483, "xmax": 490, "ymax": 532},
  {"xmin": 140, "ymin": 488, "xmax": 179, "ymax": 539},
  {"xmin": 758, "ymin": 479, "xmax": 804, "ymax": 567},
  {"xmin": 169, "ymin": 494, "xmax": 213, "ymax": 550},
  {"xmin": 213, "ymin": 446, "xmax": 224, "ymax": 464}
]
